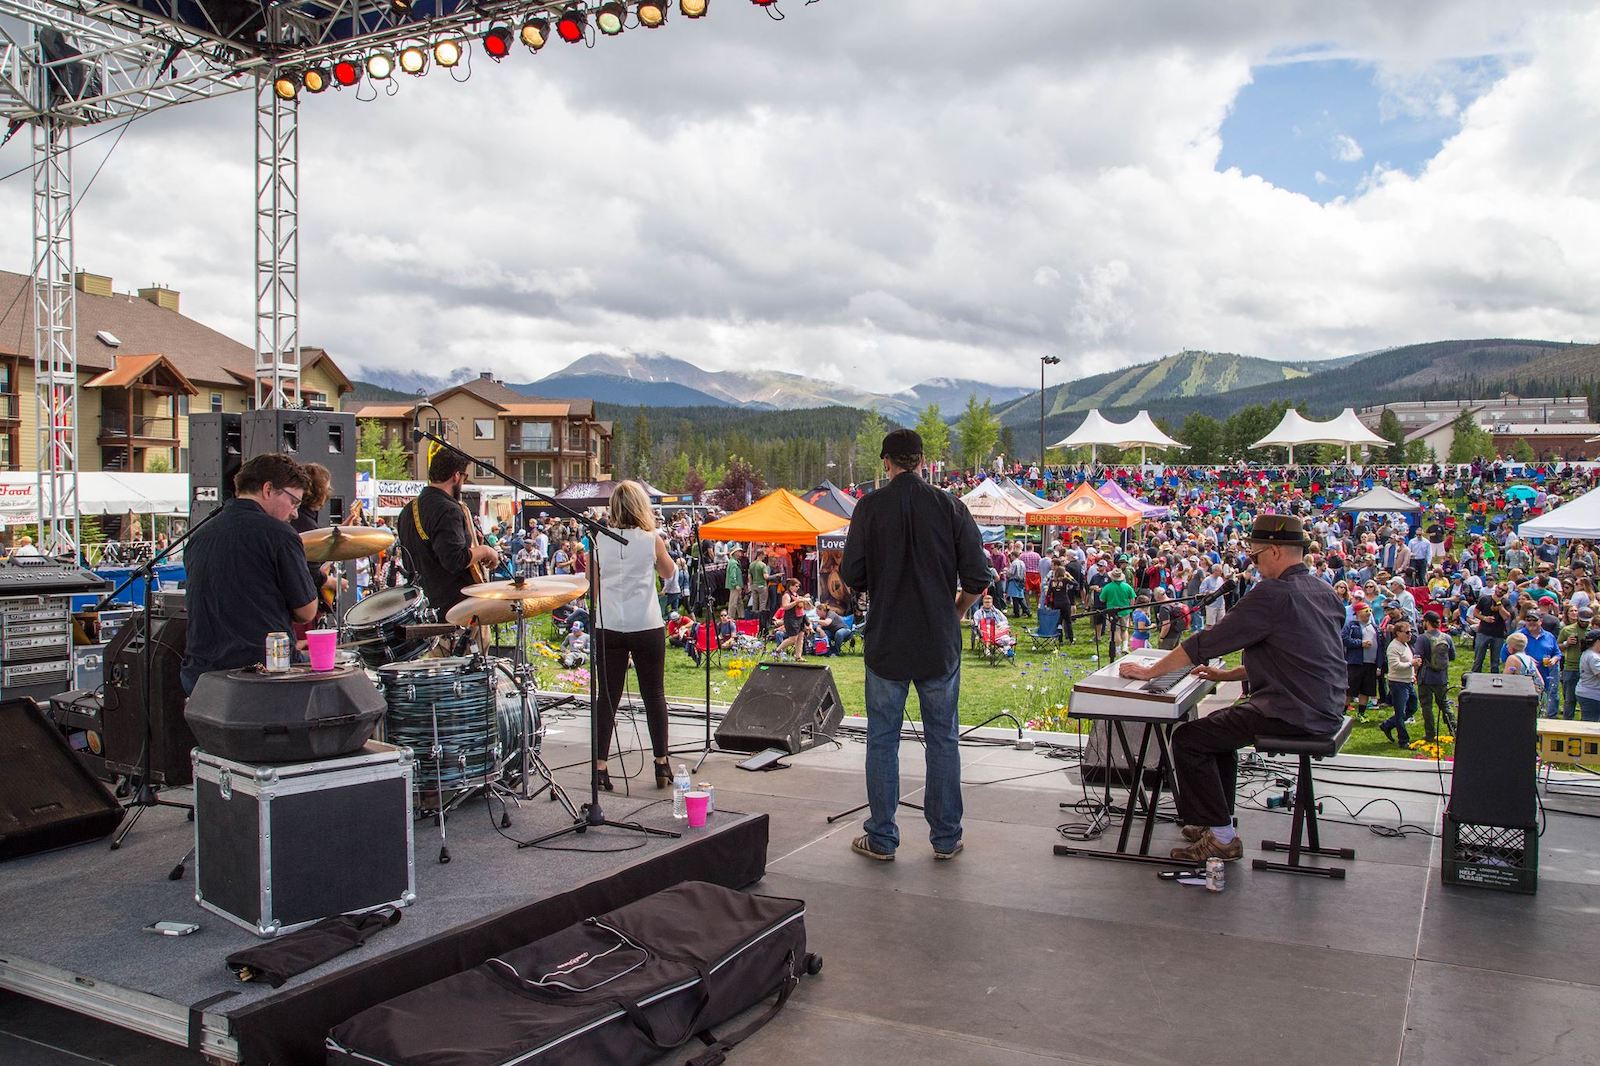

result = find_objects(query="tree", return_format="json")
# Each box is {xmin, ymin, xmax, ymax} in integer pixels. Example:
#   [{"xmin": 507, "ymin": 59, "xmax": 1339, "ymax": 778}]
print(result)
[
  {"xmin": 1377, "ymin": 408, "xmax": 1405, "ymax": 463},
  {"xmin": 1446, "ymin": 411, "xmax": 1495, "ymax": 463},
  {"xmin": 853, "ymin": 411, "xmax": 887, "ymax": 485},
  {"xmin": 145, "ymin": 453, "xmax": 172, "ymax": 474},
  {"xmin": 954, "ymin": 395, "xmax": 1000, "ymax": 473},
  {"xmin": 915, "ymin": 404, "xmax": 950, "ymax": 465},
  {"xmin": 708, "ymin": 455, "xmax": 766, "ymax": 511},
  {"xmin": 660, "ymin": 450, "xmax": 691, "ymax": 494},
  {"xmin": 1511, "ymin": 438, "xmax": 1536, "ymax": 463},
  {"xmin": 357, "ymin": 419, "xmax": 410, "ymax": 480},
  {"xmin": 998, "ymin": 426, "xmax": 1017, "ymax": 466},
  {"xmin": 626, "ymin": 407, "xmax": 654, "ymax": 481},
  {"xmin": 1222, "ymin": 402, "xmax": 1283, "ymax": 463},
  {"xmin": 1177, "ymin": 413, "xmax": 1223, "ymax": 464},
  {"xmin": 1402, "ymin": 439, "xmax": 1430, "ymax": 465},
  {"xmin": 682, "ymin": 465, "xmax": 707, "ymax": 504}
]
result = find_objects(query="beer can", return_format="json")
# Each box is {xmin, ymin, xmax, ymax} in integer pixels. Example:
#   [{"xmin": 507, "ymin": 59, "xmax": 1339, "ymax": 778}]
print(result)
[
  {"xmin": 696, "ymin": 782, "xmax": 715, "ymax": 816},
  {"xmin": 265, "ymin": 632, "xmax": 292, "ymax": 673},
  {"xmin": 1205, "ymin": 857, "xmax": 1225, "ymax": 893}
]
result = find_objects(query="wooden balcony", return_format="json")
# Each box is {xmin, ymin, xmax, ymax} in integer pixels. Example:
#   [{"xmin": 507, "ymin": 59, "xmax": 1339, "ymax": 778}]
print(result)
[
  {"xmin": 98, "ymin": 411, "xmax": 179, "ymax": 447},
  {"xmin": 0, "ymin": 392, "xmax": 19, "ymax": 424}
]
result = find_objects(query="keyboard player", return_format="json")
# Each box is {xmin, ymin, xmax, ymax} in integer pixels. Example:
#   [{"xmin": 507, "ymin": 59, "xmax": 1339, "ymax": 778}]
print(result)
[{"xmin": 1117, "ymin": 514, "xmax": 1346, "ymax": 863}]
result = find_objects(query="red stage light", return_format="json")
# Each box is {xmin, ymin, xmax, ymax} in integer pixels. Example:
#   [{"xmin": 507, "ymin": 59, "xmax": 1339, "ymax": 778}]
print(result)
[
  {"xmin": 482, "ymin": 26, "xmax": 513, "ymax": 59},
  {"xmin": 556, "ymin": 7, "xmax": 586, "ymax": 42},
  {"xmin": 332, "ymin": 60, "xmax": 360, "ymax": 87}
]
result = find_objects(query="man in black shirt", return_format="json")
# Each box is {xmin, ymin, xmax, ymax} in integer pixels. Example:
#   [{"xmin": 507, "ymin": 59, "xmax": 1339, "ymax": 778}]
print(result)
[
  {"xmin": 841, "ymin": 429, "xmax": 992, "ymax": 861},
  {"xmin": 1119, "ymin": 514, "xmax": 1346, "ymax": 863},
  {"xmin": 182, "ymin": 453, "xmax": 320, "ymax": 693},
  {"xmin": 397, "ymin": 450, "xmax": 500, "ymax": 616}
]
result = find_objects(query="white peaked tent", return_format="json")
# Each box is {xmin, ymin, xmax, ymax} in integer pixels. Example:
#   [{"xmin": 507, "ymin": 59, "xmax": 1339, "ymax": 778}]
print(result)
[
  {"xmin": 1337, "ymin": 486, "xmax": 1422, "ymax": 513},
  {"xmin": 1253, "ymin": 407, "xmax": 1389, "ymax": 464},
  {"xmin": 1050, "ymin": 409, "xmax": 1180, "ymax": 464},
  {"xmin": 1518, "ymin": 485, "xmax": 1600, "ymax": 540},
  {"xmin": 960, "ymin": 478, "xmax": 1038, "ymax": 525}
]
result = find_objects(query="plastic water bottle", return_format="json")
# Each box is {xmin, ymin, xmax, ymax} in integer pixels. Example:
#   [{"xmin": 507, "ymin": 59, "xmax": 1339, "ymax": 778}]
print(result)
[{"xmin": 672, "ymin": 764, "xmax": 691, "ymax": 819}]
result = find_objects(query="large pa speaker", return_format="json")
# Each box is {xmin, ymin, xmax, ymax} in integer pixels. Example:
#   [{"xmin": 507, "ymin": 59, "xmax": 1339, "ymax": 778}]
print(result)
[
  {"xmin": 0, "ymin": 698, "xmax": 124, "ymax": 860},
  {"xmin": 715, "ymin": 663, "xmax": 843, "ymax": 754},
  {"xmin": 188, "ymin": 411, "xmax": 242, "ymax": 524},
  {"xmin": 102, "ymin": 614, "xmax": 195, "ymax": 787},
  {"xmin": 1448, "ymin": 673, "xmax": 1539, "ymax": 829},
  {"xmin": 242, "ymin": 410, "xmax": 358, "ymax": 524}
]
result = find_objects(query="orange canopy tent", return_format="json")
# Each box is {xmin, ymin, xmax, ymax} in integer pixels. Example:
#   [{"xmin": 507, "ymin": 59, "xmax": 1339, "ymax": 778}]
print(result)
[
  {"xmin": 698, "ymin": 488, "xmax": 850, "ymax": 546},
  {"xmin": 1024, "ymin": 482, "xmax": 1143, "ymax": 529}
]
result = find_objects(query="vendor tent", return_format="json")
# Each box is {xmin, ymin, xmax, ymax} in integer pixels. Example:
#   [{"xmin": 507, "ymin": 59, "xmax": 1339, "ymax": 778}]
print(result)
[
  {"xmin": 1504, "ymin": 485, "xmax": 1538, "ymax": 503},
  {"xmin": 1518, "ymin": 486, "xmax": 1600, "ymax": 540},
  {"xmin": 534, "ymin": 480, "xmax": 667, "ymax": 510},
  {"xmin": 1336, "ymin": 486, "xmax": 1421, "ymax": 513},
  {"xmin": 996, "ymin": 477, "xmax": 1047, "ymax": 510},
  {"xmin": 1098, "ymin": 479, "xmax": 1170, "ymax": 519},
  {"xmin": 1253, "ymin": 407, "xmax": 1388, "ymax": 464},
  {"xmin": 0, "ymin": 472, "xmax": 189, "ymax": 524},
  {"xmin": 1025, "ymin": 482, "xmax": 1142, "ymax": 529},
  {"xmin": 960, "ymin": 478, "xmax": 1036, "ymax": 525},
  {"xmin": 698, "ymin": 488, "xmax": 849, "ymax": 545},
  {"xmin": 800, "ymin": 480, "xmax": 857, "ymax": 519}
]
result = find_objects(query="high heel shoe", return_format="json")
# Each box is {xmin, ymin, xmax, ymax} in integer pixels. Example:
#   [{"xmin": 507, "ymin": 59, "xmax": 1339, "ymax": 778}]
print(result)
[
  {"xmin": 596, "ymin": 766, "xmax": 613, "ymax": 792},
  {"xmin": 655, "ymin": 762, "xmax": 672, "ymax": 790}
]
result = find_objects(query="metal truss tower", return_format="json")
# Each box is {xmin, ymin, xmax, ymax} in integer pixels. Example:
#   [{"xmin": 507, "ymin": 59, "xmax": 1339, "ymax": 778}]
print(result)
[
  {"xmin": 254, "ymin": 27, "xmax": 299, "ymax": 409},
  {"xmin": 31, "ymin": 113, "xmax": 79, "ymax": 555}
]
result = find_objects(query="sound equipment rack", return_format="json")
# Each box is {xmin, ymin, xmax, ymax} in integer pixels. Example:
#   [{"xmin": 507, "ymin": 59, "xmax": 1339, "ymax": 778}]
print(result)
[{"xmin": 0, "ymin": 558, "xmax": 110, "ymax": 703}]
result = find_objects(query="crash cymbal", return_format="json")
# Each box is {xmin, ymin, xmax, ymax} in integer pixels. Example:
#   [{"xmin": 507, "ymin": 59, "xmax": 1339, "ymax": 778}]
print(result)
[
  {"xmin": 301, "ymin": 525, "xmax": 396, "ymax": 563},
  {"xmin": 460, "ymin": 575, "xmax": 588, "ymax": 615},
  {"xmin": 445, "ymin": 597, "xmax": 519, "ymax": 627}
]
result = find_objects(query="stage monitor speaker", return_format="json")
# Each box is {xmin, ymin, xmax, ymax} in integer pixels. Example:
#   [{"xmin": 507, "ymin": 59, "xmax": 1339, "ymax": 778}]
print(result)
[
  {"xmin": 1449, "ymin": 673, "xmax": 1539, "ymax": 829},
  {"xmin": 242, "ymin": 410, "xmax": 358, "ymax": 525},
  {"xmin": 715, "ymin": 663, "xmax": 843, "ymax": 755},
  {"xmin": 102, "ymin": 613, "xmax": 195, "ymax": 788},
  {"xmin": 188, "ymin": 411, "xmax": 243, "ymax": 524},
  {"xmin": 0, "ymin": 698, "xmax": 125, "ymax": 860}
]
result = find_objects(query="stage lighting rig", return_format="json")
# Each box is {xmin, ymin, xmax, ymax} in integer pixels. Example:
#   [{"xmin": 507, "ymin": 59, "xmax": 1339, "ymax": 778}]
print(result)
[
  {"xmin": 391, "ymin": 0, "xmax": 412, "ymax": 14},
  {"xmin": 433, "ymin": 39, "xmax": 464, "ymax": 67},
  {"xmin": 366, "ymin": 52, "xmax": 395, "ymax": 79},
  {"xmin": 596, "ymin": 1, "xmax": 627, "ymax": 35},
  {"xmin": 680, "ymin": 0, "xmax": 708, "ymax": 16},
  {"xmin": 398, "ymin": 44, "xmax": 428, "ymax": 75},
  {"xmin": 304, "ymin": 66, "xmax": 330, "ymax": 93},
  {"xmin": 483, "ymin": 25, "xmax": 514, "ymax": 59},
  {"xmin": 638, "ymin": 0, "xmax": 669, "ymax": 27},
  {"xmin": 556, "ymin": 6, "xmax": 587, "ymax": 42},
  {"xmin": 333, "ymin": 59, "xmax": 362, "ymax": 87},
  {"xmin": 520, "ymin": 17, "xmax": 550, "ymax": 50},
  {"xmin": 273, "ymin": 72, "xmax": 299, "ymax": 100}
]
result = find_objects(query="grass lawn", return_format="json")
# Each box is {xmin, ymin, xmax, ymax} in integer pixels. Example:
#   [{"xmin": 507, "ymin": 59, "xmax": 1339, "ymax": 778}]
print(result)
[{"xmin": 522, "ymin": 614, "xmax": 1496, "ymax": 763}]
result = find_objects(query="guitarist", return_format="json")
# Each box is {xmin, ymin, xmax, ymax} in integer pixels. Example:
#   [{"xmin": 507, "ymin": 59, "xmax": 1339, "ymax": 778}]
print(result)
[
  {"xmin": 397, "ymin": 449, "xmax": 500, "ymax": 617},
  {"xmin": 290, "ymin": 463, "xmax": 343, "ymax": 628}
]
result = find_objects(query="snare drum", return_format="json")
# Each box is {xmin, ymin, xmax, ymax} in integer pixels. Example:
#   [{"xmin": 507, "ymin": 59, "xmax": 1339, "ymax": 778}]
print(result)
[
  {"xmin": 345, "ymin": 585, "xmax": 435, "ymax": 668},
  {"xmin": 379, "ymin": 657, "xmax": 498, "ymax": 793}
]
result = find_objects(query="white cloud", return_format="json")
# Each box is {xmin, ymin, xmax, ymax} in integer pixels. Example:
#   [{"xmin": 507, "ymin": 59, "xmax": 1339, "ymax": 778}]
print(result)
[
  {"xmin": 0, "ymin": 0, "xmax": 1596, "ymax": 395},
  {"xmin": 1332, "ymin": 133, "xmax": 1366, "ymax": 162}
]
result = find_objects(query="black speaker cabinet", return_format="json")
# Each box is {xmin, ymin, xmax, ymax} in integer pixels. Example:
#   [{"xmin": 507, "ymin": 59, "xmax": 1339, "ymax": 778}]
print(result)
[
  {"xmin": 189, "ymin": 411, "xmax": 242, "ymax": 524},
  {"xmin": 103, "ymin": 613, "xmax": 195, "ymax": 787},
  {"xmin": 716, "ymin": 663, "xmax": 844, "ymax": 754},
  {"xmin": 0, "ymin": 698, "xmax": 124, "ymax": 860},
  {"xmin": 242, "ymin": 410, "xmax": 357, "ymax": 524},
  {"xmin": 1449, "ymin": 673, "xmax": 1539, "ymax": 829}
]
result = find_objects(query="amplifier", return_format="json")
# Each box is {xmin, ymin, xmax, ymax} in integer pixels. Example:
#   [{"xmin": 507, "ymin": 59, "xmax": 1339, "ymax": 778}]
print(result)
[
  {"xmin": 1449, "ymin": 673, "xmax": 1539, "ymax": 830},
  {"xmin": 102, "ymin": 613, "xmax": 195, "ymax": 786},
  {"xmin": 1, "ymin": 594, "xmax": 74, "ymax": 701}
]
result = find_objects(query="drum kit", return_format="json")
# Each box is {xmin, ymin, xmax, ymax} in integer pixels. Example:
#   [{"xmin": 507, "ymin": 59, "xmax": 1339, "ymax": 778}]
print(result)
[{"xmin": 300, "ymin": 526, "xmax": 589, "ymax": 861}]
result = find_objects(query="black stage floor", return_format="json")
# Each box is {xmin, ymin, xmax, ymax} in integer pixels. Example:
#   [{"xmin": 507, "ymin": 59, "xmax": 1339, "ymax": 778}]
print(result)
[{"xmin": 6, "ymin": 710, "xmax": 1600, "ymax": 1066}]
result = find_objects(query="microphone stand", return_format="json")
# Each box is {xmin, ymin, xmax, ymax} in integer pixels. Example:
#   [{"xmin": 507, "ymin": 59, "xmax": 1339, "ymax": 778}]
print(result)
[
  {"xmin": 407, "ymin": 416, "xmax": 677, "ymax": 848},
  {"xmin": 97, "ymin": 502, "xmax": 224, "ymax": 855}
]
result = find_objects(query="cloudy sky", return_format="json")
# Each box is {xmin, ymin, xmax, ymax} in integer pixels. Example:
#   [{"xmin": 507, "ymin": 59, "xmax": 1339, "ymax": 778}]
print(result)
[{"xmin": 2, "ymin": 0, "xmax": 1598, "ymax": 392}]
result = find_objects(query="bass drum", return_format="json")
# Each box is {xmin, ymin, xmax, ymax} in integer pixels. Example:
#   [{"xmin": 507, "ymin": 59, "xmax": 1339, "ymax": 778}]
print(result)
[
  {"xmin": 345, "ymin": 585, "xmax": 435, "ymax": 668},
  {"xmin": 379, "ymin": 657, "xmax": 498, "ymax": 794}
]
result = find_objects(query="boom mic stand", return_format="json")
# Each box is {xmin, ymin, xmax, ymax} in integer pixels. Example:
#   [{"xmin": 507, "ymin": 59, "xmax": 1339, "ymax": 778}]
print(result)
[
  {"xmin": 408, "ymin": 412, "xmax": 677, "ymax": 849},
  {"xmin": 96, "ymin": 503, "xmax": 224, "ymax": 855}
]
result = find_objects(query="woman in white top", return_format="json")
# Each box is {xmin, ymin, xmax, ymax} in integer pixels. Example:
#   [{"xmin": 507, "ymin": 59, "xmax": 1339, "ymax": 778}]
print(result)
[{"xmin": 593, "ymin": 482, "xmax": 678, "ymax": 791}]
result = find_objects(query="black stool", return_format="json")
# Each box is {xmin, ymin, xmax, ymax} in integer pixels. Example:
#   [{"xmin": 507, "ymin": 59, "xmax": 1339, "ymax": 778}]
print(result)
[{"xmin": 1251, "ymin": 716, "xmax": 1356, "ymax": 880}]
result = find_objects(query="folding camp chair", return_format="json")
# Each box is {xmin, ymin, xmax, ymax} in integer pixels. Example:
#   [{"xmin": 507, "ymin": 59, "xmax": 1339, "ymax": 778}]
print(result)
[
  {"xmin": 1025, "ymin": 607, "xmax": 1063, "ymax": 651},
  {"xmin": 975, "ymin": 617, "xmax": 1015, "ymax": 667}
]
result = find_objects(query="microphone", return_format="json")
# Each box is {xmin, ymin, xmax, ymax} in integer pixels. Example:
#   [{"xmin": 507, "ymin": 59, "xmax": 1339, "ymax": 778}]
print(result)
[{"xmin": 411, "ymin": 390, "xmax": 427, "ymax": 444}]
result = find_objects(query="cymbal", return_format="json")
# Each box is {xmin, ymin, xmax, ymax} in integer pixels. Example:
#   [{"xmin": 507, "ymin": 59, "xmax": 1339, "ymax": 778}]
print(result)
[
  {"xmin": 301, "ymin": 525, "xmax": 395, "ymax": 563},
  {"xmin": 461, "ymin": 575, "xmax": 588, "ymax": 615},
  {"xmin": 445, "ymin": 597, "xmax": 519, "ymax": 627}
]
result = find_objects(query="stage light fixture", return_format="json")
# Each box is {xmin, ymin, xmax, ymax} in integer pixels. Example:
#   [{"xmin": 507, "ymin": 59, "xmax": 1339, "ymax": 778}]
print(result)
[
  {"xmin": 303, "ymin": 66, "xmax": 329, "ymax": 93},
  {"xmin": 638, "ymin": 0, "xmax": 668, "ymax": 26},
  {"xmin": 332, "ymin": 59, "xmax": 361, "ymax": 87},
  {"xmin": 433, "ymin": 38, "xmax": 463, "ymax": 67},
  {"xmin": 482, "ymin": 26, "xmax": 513, "ymax": 59},
  {"xmin": 556, "ymin": 6, "xmax": 586, "ymax": 42},
  {"xmin": 520, "ymin": 17, "xmax": 549, "ymax": 50},
  {"xmin": 272, "ymin": 72, "xmax": 299, "ymax": 100},
  {"xmin": 390, "ymin": 0, "xmax": 411, "ymax": 14},
  {"xmin": 366, "ymin": 51, "xmax": 395, "ymax": 79},
  {"xmin": 398, "ymin": 44, "xmax": 427, "ymax": 74},
  {"xmin": 596, "ymin": 1, "xmax": 626, "ymax": 34},
  {"xmin": 680, "ymin": 0, "xmax": 708, "ymax": 17}
]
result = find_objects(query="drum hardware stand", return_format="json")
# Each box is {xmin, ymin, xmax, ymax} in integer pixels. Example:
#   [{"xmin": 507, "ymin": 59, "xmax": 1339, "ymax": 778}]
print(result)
[
  {"xmin": 410, "ymin": 410, "xmax": 678, "ymax": 850},
  {"xmin": 95, "ymin": 504, "xmax": 224, "ymax": 854}
]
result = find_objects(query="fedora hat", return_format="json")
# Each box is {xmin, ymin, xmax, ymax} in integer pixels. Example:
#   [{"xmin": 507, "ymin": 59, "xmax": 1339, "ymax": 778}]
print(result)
[{"xmin": 1244, "ymin": 513, "xmax": 1313, "ymax": 551}]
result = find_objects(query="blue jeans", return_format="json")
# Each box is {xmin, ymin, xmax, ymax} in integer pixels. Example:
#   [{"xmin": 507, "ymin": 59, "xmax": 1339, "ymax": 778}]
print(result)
[
  {"xmin": 1541, "ymin": 671, "xmax": 1562, "ymax": 718},
  {"xmin": 1578, "ymin": 695, "xmax": 1600, "ymax": 724},
  {"xmin": 1381, "ymin": 682, "xmax": 1417, "ymax": 744},
  {"xmin": 864, "ymin": 660, "xmax": 963, "ymax": 854},
  {"xmin": 1560, "ymin": 669, "xmax": 1580, "ymax": 720},
  {"xmin": 1472, "ymin": 633, "xmax": 1504, "ymax": 673}
]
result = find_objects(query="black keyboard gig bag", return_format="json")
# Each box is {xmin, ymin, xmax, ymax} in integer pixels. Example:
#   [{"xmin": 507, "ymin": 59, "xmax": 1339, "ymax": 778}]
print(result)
[{"xmin": 325, "ymin": 881, "xmax": 813, "ymax": 1066}]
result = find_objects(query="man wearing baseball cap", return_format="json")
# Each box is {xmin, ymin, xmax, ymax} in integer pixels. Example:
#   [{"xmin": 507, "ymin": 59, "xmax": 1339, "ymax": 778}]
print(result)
[{"xmin": 1119, "ymin": 513, "xmax": 1347, "ymax": 863}]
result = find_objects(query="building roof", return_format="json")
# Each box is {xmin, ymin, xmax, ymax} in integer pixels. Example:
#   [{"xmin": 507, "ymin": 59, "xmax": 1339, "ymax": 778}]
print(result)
[
  {"xmin": 502, "ymin": 402, "xmax": 580, "ymax": 418},
  {"xmin": 1491, "ymin": 423, "xmax": 1600, "ymax": 435},
  {"xmin": 347, "ymin": 403, "xmax": 417, "ymax": 419},
  {"xmin": 83, "ymin": 352, "xmax": 198, "ymax": 393},
  {"xmin": 302, "ymin": 348, "xmax": 353, "ymax": 393},
  {"xmin": 0, "ymin": 269, "xmax": 353, "ymax": 394}
]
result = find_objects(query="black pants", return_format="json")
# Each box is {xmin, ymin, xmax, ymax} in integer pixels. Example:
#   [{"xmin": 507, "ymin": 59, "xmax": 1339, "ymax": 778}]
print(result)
[
  {"xmin": 595, "ymin": 627, "xmax": 670, "ymax": 762},
  {"xmin": 1171, "ymin": 702, "xmax": 1317, "ymax": 828}
]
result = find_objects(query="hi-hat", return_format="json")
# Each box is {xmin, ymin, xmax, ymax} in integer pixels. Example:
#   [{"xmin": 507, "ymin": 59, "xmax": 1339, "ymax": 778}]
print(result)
[
  {"xmin": 445, "ymin": 597, "xmax": 519, "ymax": 627},
  {"xmin": 461, "ymin": 575, "xmax": 588, "ymax": 614},
  {"xmin": 301, "ymin": 525, "xmax": 395, "ymax": 563}
]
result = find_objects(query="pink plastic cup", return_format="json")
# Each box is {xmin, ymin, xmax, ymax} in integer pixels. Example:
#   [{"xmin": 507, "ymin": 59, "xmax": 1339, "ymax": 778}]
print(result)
[
  {"xmin": 307, "ymin": 629, "xmax": 338, "ymax": 672},
  {"xmin": 684, "ymin": 790, "xmax": 710, "ymax": 828}
]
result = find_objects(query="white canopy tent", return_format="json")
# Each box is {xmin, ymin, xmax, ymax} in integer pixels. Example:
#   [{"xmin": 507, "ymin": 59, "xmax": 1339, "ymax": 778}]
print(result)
[
  {"xmin": 1337, "ymin": 486, "xmax": 1422, "ymax": 513},
  {"xmin": 0, "ymin": 472, "xmax": 189, "ymax": 525},
  {"xmin": 1518, "ymin": 486, "xmax": 1600, "ymax": 540},
  {"xmin": 1252, "ymin": 407, "xmax": 1388, "ymax": 464},
  {"xmin": 1050, "ymin": 409, "xmax": 1181, "ymax": 464}
]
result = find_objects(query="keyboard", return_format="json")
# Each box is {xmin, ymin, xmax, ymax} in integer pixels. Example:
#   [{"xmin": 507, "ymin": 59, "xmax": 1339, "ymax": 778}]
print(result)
[{"xmin": 1068, "ymin": 651, "xmax": 1218, "ymax": 722}]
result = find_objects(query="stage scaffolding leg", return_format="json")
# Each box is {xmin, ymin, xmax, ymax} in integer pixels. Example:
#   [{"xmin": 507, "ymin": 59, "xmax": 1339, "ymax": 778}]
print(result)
[
  {"xmin": 254, "ymin": 55, "xmax": 300, "ymax": 410},
  {"xmin": 32, "ymin": 116, "xmax": 80, "ymax": 557}
]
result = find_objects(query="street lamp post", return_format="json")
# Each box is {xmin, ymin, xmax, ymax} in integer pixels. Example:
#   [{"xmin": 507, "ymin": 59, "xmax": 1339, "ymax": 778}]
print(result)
[{"xmin": 1039, "ymin": 355, "xmax": 1061, "ymax": 472}]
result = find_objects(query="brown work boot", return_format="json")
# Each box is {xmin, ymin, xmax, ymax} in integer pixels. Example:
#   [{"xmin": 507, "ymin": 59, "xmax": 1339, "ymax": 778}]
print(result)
[
  {"xmin": 1180, "ymin": 825, "xmax": 1207, "ymax": 843},
  {"xmin": 1169, "ymin": 830, "xmax": 1243, "ymax": 863}
]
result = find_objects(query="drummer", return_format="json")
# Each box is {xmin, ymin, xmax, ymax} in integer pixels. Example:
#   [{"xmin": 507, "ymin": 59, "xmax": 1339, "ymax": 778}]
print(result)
[
  {"xmin": 181, "ymin": 453, "xmax": 320, "ymax": 694},
  {"xmin": 289, "ymin": 462, "xmax": 342, "ymax": 626},
  {"xmin": 397, "ymin": 450, "xmax": 500, "ymax": 617}
]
